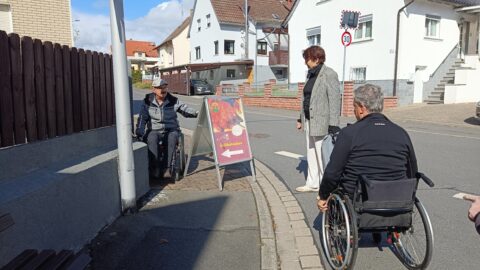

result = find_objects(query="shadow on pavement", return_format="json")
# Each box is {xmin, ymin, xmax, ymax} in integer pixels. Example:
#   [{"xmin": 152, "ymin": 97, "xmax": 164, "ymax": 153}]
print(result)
[
  {"xmin": 89, "ymin": 196, "xmax": 228, "ymax": 270},
  {"xmin": 464, "ymin": 117, "xmax": 480, "ymax": 126},
  {"xmin": 296, "ymin": 159, "xmax": 308, "ymax": 179}
]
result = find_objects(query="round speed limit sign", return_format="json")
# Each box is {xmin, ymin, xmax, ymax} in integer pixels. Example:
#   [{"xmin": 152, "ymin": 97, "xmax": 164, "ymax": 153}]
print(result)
[{"xmin": 341, "ymin": 31, "xmax": 352, "ymax": 47}]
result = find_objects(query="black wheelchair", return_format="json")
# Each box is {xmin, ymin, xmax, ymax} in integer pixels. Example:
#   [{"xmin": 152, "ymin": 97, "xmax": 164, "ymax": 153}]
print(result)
[
  {"xmin": 321, "ymin": 172, "xmax": 435, "ymax": 270},
  {"xmin": 142, "ymin": 130, "xmax": 186, "ymax": 182}
]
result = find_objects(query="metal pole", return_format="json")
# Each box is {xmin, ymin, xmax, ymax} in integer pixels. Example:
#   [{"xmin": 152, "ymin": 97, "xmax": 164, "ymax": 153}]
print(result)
[
  {"xmin": 341, "ymin": 44, "xmax": 346, "ymax": 116},
  {"xmin": 109, "ymin": 0, "xmax": 137, "ymax": 213},
  {"xmin": 245, "ymin": 0, "xmax": 249, "ymax": 59}
]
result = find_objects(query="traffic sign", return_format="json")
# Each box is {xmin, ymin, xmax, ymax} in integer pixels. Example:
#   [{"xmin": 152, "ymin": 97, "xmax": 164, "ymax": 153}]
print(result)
[{"xmin": 341, "ymin": 31, "xmax": 352, "ymax": 47}]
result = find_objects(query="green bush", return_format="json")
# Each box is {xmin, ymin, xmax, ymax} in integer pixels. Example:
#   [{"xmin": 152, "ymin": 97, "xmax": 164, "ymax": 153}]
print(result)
[
  {"xmin": 132, "ymin": 70, "xmax": 142, "ymax": 84},
  {"xmin": 134, "ymin": 81, "xmax": 152, "ymax": 89}
]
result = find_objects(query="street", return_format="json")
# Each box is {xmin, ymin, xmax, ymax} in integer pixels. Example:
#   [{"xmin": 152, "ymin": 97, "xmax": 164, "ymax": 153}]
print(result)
[{"xmin": 147, "ymin": 91, "xmax": 480, "ymax": 270}]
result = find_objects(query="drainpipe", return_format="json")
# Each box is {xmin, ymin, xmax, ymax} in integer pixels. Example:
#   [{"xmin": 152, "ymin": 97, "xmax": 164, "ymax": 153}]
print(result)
[
  {"xmin": 245, "ymin": 0, "xmax": 249, "ymax": 59},
  {"xmin": 393, "ymin": 0, "xmax": 415, "ymax": 96}
]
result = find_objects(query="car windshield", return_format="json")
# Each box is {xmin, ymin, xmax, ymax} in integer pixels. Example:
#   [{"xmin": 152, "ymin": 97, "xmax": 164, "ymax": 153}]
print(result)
[{"xmin": 192, "ymin": 80, "xmax": 208, "ymax": 86}]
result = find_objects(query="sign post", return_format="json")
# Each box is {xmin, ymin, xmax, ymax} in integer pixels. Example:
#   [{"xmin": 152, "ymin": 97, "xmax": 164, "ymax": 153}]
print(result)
[
  {"xmin": 339, "ymin": 10, "xmax": 360, "ymax": 116},
  {"xmin": 341, "ymin": 30, "xmax": 351, "ymax": 116},
  {"xmin": 185, "ymin": 96, "xmax": 256, "ymax": 190}
]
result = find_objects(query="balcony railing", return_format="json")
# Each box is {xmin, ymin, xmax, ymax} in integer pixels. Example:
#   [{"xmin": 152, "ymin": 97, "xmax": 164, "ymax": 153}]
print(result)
[{"xmin": 269, "ymin": 50, "xmax": 288, "ymax": 66}]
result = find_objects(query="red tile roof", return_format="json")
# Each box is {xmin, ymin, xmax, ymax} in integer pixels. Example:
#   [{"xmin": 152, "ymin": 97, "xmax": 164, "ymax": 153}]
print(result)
[
  {"xmin": 210, "ymin": 0, "xmax": 295, "ymax": 26},
  {"xmin": 125, "ymin": 40, "xmax": 159, "ymax": 57}
]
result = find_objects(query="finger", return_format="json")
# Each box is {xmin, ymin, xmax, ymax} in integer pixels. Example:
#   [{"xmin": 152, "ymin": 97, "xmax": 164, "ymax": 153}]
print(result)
[{"xmin": 464, "ymin": 194, "xmax": 477, "ymax": 202}]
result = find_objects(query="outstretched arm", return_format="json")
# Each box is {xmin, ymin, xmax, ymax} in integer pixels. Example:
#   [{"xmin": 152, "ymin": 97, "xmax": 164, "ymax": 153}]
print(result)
[{"xmin": 175, "ymin": 99, "xmax": 198, "ymax": 118}]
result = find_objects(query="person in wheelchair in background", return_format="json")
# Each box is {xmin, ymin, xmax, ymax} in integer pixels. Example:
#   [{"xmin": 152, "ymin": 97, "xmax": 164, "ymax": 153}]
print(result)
[
  {"xmin": 135, "ymin": 78, "xmax": 198, "ymax": 179},
  {"xmin": 317, "ymin": 84, "xmax": 418, "ymax": 242}
]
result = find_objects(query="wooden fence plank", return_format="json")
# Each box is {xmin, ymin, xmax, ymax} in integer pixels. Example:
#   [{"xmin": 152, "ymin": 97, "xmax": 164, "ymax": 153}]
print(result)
[
  {"xmin": 99, "ymin": 53, "xmax": 107, "ymax": 127},
  {"xmin": 22, "ymin": 36, "xmax": 37, "ymax": 142},
  {"xmin": 105, "ymin": 55, "xmax": 113, "ymax": 125},
  {"xmin": 92, "ymin": 52, "xmax": 101, "ymax": 128},
  {"xmin": 78, "ymin": 49, "xmax": 88, "ymax": 131},
  {"xmin": 9, "ymin": 33, "xmax": 25, "ymax": 145},
  {"xmin": 62, "ymin": 45, "xmax": 74, "ymax": 134},
  {"xmin": 54, "ymin": 43, "xmax": 66, "ymax": 136},
  {"xmin": 86, "ymin": 51, "xmax": 95, "ymax": 129},
  {"xmin": 34, "ymin": 39, "xmax": 47, "ymax": 140},
  {"xmin": 0, "ymin": 31, "xmax": 14, "ymax": 147},
  {"xmin": 70, "ymin": 47, "xmax": 82, "ymax": 132},
  {"xmin": 43, "ymin": 41, "xmax": 57, "ymax": 138}
]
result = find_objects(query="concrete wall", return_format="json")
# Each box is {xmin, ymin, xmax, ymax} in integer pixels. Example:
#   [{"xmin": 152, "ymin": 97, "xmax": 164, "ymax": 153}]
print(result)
[
  {"xmin": 3, "ymin": 0, "xmax": 73, "ymax": 46},
  {"xmin": 0, "ymin": 127, "xmax": 149, "ymax": 266},
  {"xmin": 354, "ymin": 79, "xmax": 414, "ymax": 106}
]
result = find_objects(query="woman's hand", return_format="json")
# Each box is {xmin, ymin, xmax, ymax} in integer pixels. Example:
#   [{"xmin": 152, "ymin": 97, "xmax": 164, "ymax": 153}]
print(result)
[{"xmin": 296, "ymin": 122, "xmax": 302, "ymax": 130}]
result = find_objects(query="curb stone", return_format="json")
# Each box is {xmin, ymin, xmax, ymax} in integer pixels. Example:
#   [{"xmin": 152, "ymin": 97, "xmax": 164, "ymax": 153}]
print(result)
[{"xmin": 250, "ymin": 159, "xmax": 324, "ymax": 270}]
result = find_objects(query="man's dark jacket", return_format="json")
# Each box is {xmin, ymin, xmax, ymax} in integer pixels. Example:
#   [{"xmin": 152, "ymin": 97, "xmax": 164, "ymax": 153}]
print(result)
[{"xmin": 319, "ymin": 113, "xmax": 418, "ymax": 200}]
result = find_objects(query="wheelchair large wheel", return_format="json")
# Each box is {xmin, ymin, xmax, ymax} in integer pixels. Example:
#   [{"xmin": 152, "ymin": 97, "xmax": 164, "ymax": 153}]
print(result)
[
  {"xmin": 392, "ymin": 197, "xmax": 434, "ymax": 270},
  {"xmin": 173, "ymin": 134, "xmax": 186, "ymax": 182},
  {"xmin": 321, "ymin": 193, "xmax": 358, "ymax": 270}
]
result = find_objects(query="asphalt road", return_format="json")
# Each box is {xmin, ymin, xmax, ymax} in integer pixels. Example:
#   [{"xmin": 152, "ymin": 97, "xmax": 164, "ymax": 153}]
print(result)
[{"xmin": 134, "ymin": 89, "xmax": 480, "ymax": 270}]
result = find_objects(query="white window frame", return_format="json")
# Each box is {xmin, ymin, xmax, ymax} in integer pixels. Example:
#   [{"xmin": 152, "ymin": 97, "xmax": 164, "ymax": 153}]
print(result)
[
  {"xmin": 354, "ymin": 15, "xmax": 373, "ymax": 42},
  {"xmin": 214, "ymin": 40, "xmax": 218, "ymax": 55},
  {"xmin": 226, "ymin": 69, "xmax": 236, "ymax": 78},
  {"xmin": 306, "ymin": 26, "xmax": 321, "ymax": 46},
  {"xmin": 195, "ymin": 46, "xmax": 201, "ymax": 60},
  {"xmin": 224, "ymin": 40, "xmax": 235, "ymax": 54},
  {"xmin": 257, "ymin": 41, "xmax": 268, "ymax": 55},
  {"xmin": 350, "ymin": 67, "xmax": 366, "ymax": 83},
  {"xmin": 0, "ymin": 4, "xmax": 13, "ymax": 34},
  {"xmin": 425, "ymin": 15, "xmax": 441, "ymax": 39},
  {"xmin": 206, "ymin": 14, "xmax": 211, "ymax": 28}
]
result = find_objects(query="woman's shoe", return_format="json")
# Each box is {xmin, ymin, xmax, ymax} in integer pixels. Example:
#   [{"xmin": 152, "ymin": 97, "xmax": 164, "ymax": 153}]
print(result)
[{"xmin": 295, "ymin": 185, "xmax": 319, "ymax": 192}]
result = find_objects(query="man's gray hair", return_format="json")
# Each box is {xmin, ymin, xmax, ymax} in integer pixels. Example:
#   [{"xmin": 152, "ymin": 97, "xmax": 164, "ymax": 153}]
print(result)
[{"xmin": 353, "ymin": 84, "xmax": 384, "ymax": 113}]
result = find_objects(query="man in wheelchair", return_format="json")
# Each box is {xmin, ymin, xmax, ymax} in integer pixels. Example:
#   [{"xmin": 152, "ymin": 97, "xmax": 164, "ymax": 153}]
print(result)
[{"xmin": 135, "ymin": 78, "xmax": 198, "ymax": 179}]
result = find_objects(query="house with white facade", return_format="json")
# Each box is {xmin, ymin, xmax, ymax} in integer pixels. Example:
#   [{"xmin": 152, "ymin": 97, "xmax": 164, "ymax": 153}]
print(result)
[
  {"xmin": 188, "ymin": 0, "xmax": 294, "ymax": 87},
  {"xmin": 156, "ymin": 15, "xmax": 191, "ymax": 69},
  {"xmin": 284, "ymin": 0, "xmax": 480, "ymax": 105},
  {"xmin": 126, "ymin": 40, "xmax": 159, "ymax": 76}
]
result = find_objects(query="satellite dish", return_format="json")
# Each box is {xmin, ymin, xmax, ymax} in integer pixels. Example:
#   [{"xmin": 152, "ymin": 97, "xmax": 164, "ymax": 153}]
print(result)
[
  {"xmin": 240, "ymin": 43, "xmax": 244, "ymax": 48},
  {"xmin": 240, "ymin": 30, "xmax": 245, "ymax": 35}
]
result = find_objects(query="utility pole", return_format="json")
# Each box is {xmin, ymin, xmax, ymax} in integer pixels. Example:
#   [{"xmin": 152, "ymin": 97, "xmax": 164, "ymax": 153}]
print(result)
[
  {"xmin": 245, "ymin": 0, "xmax": 249, "ymax": 59},
  {"xmin": 109, "ymin": 0, "xmax": 137, "ymax": 213}
]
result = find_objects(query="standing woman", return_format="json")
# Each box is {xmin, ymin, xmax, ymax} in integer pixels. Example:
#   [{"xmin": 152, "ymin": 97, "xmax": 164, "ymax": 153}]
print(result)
[{"xmin": 296, "ymin": 46, "xmax": 341, "ymax": 192}]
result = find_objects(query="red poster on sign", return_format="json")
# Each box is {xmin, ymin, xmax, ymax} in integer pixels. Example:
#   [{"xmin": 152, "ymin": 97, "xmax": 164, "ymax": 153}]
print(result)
[{"xmin": 207, "ymin": 97, "xmax": 253, "ymax": 165}]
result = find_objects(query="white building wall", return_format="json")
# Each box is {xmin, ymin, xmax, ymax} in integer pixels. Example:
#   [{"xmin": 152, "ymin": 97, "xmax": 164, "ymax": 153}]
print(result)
[
  {"xmin": 288, "ymin": 0, "xmax": 464, "ymax": 89},
  {"xmin": 172, "ymin": 25, "xmax": 190, "ymax": 66}
]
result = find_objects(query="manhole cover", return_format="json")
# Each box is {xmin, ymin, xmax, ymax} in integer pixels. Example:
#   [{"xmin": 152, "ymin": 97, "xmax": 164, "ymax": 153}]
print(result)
[{"xmin": 249, "ymin": 133, "xmax": 270, "ymax": 139}]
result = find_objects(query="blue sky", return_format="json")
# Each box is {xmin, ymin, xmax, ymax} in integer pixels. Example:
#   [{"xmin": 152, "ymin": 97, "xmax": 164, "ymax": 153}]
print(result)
[{"xmin": 71, "ymin": 0, "xmax": 195, "ymax": 52}]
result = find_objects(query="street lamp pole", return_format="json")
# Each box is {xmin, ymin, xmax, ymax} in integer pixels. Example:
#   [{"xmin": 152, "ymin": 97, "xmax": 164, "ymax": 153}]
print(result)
[{"xmin": 109, "ymin": 0, "xmax": 137, "ymax": 213}]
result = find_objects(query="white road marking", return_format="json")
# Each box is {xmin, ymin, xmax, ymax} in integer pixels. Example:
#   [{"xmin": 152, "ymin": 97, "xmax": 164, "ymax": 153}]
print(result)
[
  {"xmin": 406, "ymin": 129, "xmax": 480, "ymax": 141},
  {"xmin": 453, "ymin": 192, "xmax": 477, "ymax": 201},
  {"xmin": 275, "ymin": 151, "xmax": 306, "ymax": 160}
]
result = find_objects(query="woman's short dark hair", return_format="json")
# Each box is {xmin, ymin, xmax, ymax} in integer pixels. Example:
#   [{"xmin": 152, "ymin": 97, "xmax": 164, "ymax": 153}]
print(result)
[{"xmin": 302, "ymin": 46, "xmax": 326, "ymax": 64}]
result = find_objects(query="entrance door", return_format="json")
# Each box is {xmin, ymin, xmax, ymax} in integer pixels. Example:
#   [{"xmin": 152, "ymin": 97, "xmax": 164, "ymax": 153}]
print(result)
[{"xmin": 247, "ymin": 67, "xmax": 253, "ymax": 83}]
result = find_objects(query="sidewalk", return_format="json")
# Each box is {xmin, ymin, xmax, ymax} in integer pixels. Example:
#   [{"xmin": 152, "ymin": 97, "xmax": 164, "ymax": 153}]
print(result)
[{"xmin": 87, "ymin": 134, "xmax": 322, "ymax": 270}]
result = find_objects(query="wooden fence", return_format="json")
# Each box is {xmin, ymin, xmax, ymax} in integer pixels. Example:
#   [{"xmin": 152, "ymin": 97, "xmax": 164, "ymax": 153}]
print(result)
[{"xmin": 0, "ymin": 31, "xmax": 115, "ymax": 148}]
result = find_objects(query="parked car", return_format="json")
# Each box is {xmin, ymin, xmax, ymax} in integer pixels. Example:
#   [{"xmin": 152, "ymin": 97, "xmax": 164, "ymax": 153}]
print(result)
[
  {"xmin": 190, "ymin": 79, "xmax": 214, "ymax": 95},
  {"xmin": 476, "ymin": 101, "xmax": 480, "ymax": 118}
]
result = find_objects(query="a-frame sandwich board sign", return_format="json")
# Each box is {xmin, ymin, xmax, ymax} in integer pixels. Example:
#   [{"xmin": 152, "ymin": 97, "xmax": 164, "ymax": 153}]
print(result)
[{"xmin": 184, "ymin": 96, "xmax": 256, "ymax": 190}]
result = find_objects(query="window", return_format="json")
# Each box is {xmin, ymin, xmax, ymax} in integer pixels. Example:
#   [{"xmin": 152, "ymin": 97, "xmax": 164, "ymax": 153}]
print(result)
[
  {"xmin": 195, "ymin": 46, "xmax": 201, "ymax": 60},
  {"xmin": 0, "ymin": 4, "xmax": 13, "ymax": 33},
  {"xmin": 135, "ymin": 52, "xmax": 145, "ymax": 57},
  {"xmin": 350, "ymin": 67, "xmax": 366, "ymax": 82},
  {"xmin": 209, "ymin": 70, "xmax": 214, "ymax": 80},
  {"xmin": 306, "ymin": 26, "xmax": 321, "ymax": 45},
  {"xmin": 226, "ymin": 69, "xmax": 236, "ymax": 78},
  {"xmin": 257, "ymin": 41, "xmax": 267, "ymax": 55},
  {"xmin": 206, "ymin": 14, "xmax": 211, "ymax": 28},
  {"xmin": 214, "ymin": 41, "xmax": 219, "ymax": 55},
  {"xmin": 425, "ymin": 15, "xmax": 440, "ymax": 39},
  {"xmin": 354, "ymin": 15, "xmax": 372, "ymax": 40},
  {"xmin": 224, "ymin": 40, "xmax": 235, "ymax": 54},
  {"xmin": 197, "ymin": 18, "xmax": 201, "ymax": 32}
]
